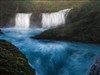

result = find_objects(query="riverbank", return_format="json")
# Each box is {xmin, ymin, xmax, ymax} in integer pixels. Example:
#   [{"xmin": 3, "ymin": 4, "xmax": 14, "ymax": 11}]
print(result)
[{"xmin": 0, "ymin": 40, "xmax": 35, "ymax": 75}]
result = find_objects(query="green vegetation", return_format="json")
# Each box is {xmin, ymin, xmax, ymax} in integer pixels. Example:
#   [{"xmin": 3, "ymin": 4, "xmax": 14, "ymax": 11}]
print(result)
[
  {"xmin": 31, "ymin": 1, "xmax": 88, "ymax": 14},
  {"xmin": 0, "ymin": 40, "xmax": 35, "ymax": 75},
  {"xmin": 33, "ymin": 1, "xmax": 100, "ymax": 44}
]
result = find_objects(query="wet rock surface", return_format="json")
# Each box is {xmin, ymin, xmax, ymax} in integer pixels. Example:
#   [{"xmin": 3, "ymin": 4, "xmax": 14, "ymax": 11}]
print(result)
[{"xmin": 89, "ymin": 57, "xmax": 100, "ymax": 75}]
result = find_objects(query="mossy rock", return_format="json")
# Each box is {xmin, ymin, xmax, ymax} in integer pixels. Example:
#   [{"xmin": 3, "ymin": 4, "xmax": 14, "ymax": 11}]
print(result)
[{"xmin": 0, "ymin": 40, "xmax": 35, "ymax": 75}]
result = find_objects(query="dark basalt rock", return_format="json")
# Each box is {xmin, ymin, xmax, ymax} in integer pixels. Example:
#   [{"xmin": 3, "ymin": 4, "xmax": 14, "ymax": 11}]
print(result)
[
  {"xmin": 0, "ymin": 40, "xmax": 35, "ymax": 75},
  {"xmin": 89, "ymin": 57, "xmax": 100, "ymax": 75}
]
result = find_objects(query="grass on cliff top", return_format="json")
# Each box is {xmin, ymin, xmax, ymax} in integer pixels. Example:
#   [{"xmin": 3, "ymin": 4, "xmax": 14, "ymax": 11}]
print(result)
[
  {"xmin": 0, "ymin": 0, "xmax": 89, "ymax": 13},
  {"xmin": 32, "ymin": 1, "xmax": 88, "ymax": 14}
]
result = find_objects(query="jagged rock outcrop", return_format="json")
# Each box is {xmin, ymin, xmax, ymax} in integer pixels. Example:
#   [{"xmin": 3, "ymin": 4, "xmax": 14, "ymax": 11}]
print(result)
[
  {"xmin": 89, "ymin": 57, "xmax": 100, "ymax": 75},
  {"xmin": 0, "ymin": 40, "xmax": 35, "ymax": 75}
]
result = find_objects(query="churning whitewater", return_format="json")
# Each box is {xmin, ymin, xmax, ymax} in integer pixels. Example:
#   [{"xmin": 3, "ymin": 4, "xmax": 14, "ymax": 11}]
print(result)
[
  {"xmin": 41, "ymin": 9, "xmax": 71, "ymax": 29},
  {"xmin": 15, "ymin": 13, "xmax": 32, "ymax": 28}
]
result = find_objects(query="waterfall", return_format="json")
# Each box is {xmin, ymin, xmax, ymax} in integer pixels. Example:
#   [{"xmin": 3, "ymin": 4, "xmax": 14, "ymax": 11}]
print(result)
[
  {"xmin": 15, "ymin": 13, "xmax": 32, "ymax": 28},
  {"xmin": 41, "ymin": 9, "xmax": 71, "ymax": 29}
]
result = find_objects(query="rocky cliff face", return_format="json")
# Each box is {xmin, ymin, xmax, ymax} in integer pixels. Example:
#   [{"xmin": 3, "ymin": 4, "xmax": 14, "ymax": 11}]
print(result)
[{"xmin": 0, "ymin": 40, "xmax": 35, "ymax": 75}]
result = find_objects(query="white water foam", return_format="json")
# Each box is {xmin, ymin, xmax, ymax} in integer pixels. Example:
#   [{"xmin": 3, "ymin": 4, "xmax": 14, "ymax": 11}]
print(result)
[
  {"xmin": 15, "ymin": 13, "xmax": 32, "ymax": 28},
  {"xmin": 41, "ymin": 9, "xmax": 71, "ymax": 29}
]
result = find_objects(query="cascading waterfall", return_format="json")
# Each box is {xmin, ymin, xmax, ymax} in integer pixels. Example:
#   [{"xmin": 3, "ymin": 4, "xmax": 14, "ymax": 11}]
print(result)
[
  {"xmin": 41, "ymin": 9, "xmax": 71, "ymax": 29},
  {"xmin": 15, "ymin": 13, "xmax": 32, "ymax": 28},
  {"xmin": 15, "ymin": 9, "xmax": 71, "ymax": 29}
]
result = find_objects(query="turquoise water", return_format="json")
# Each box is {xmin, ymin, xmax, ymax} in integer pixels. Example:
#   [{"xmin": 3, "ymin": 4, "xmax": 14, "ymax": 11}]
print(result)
[{"xmin": 0, "ymin": 28, "xmax": 100, "ymax": 75}]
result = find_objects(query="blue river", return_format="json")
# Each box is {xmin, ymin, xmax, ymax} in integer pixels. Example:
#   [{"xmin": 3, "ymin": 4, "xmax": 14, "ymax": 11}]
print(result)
[{"xmin": 0, "ymin": 28, "xmax": 100, "ymax": 75}]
